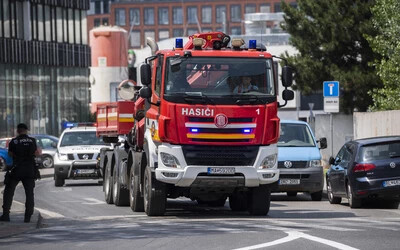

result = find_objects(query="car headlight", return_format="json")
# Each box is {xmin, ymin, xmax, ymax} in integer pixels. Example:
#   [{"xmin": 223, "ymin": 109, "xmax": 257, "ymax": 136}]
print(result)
[
  {"xmin": 58, "ymin": 153, "xmax": 68, "ymax": 161},
  {"xmin": 160, "ymin": 152, "xmax": 180, "ymax": 168},
  {"xmin": 309, "ymin": 160, "xmax": 321, "ymax": 167},
  {"xmin": 259, "ymin": 154, "xmax": 277, "ymax": 169}
]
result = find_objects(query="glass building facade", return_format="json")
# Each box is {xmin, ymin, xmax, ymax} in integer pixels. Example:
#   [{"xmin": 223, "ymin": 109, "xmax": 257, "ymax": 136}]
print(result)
[{"xmin": 0, "ymin": 0, "xmax": 91, "ymax": 137}]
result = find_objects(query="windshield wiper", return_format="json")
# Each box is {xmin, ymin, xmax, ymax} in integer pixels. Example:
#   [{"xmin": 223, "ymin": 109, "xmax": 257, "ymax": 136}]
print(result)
[
  {"xmin": 175, "ymin": 92, "xmax": 215, "ymax": 105},
  {"xmin": 234, "ymin": 95, "xmax": 265, "ymax": 105}
]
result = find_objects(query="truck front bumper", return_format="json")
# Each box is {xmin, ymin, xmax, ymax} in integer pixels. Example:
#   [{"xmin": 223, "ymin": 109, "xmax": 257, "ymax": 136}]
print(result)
[{"xmin": 155, "ymin": 144, "xmax": 279, "ymax": 187}]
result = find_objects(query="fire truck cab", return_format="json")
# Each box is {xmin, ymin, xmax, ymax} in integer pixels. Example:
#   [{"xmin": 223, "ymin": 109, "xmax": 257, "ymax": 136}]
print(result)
[{"xmin": 97, "ymin": 32, "xmax": 294, "ymax": 216}]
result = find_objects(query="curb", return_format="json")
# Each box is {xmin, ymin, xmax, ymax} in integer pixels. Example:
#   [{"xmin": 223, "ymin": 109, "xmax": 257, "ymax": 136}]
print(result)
[{"xmin": 0, "ymin": 173, "xmax": 53, "ymax": 187}]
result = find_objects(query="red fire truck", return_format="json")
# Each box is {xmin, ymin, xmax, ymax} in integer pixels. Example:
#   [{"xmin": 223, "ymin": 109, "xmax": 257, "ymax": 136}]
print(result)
[{"xmin": 97, "ymin": 32, "xmax": 294, "ymax": 216}]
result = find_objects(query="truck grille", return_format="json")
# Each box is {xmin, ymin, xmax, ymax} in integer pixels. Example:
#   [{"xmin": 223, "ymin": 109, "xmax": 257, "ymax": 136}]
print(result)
[
  {"xmin": 278, "ymin": 161, "xmax": 308, "ymax": 169},
  {"xmin": 182, "ymin": 145, "xmax": 259, "ymax": 166}
]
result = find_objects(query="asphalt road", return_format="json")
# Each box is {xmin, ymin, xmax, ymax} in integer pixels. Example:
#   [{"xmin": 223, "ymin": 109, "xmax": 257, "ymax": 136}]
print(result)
[{"xmin": 1, "ymin": 178, "xmax": 399, "ymax": 250}]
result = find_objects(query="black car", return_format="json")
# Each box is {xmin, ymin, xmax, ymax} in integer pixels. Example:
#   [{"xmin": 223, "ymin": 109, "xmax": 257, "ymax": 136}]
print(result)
[{"xmin": 326, "ymin": 136, "xmax": 400, "ymax": 208}]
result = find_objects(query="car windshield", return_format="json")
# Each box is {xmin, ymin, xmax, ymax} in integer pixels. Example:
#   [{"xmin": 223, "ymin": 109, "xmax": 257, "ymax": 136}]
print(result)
[
  {"xmin": 357, "ymin": 141, "xmax": 400, "ymax": 161},
  {"xmin": 278, "ymin": 123, "xmax": 316, "ymax": 147},
  {"xmin": 60, "ymin": 131, "xmax": 108, "ymax": 147},
  {"xmin": 165, "ymin": 57, "xmax": 274, "ymax": 96}
]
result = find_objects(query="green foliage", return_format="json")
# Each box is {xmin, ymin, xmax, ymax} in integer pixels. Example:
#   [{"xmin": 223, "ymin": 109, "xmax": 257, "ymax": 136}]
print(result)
[
  {"xmin": 281, "ymin": 0, "xmax": 382, "ymax": 113},
  {"xmin": 366, "ymin": 0, "xmax": 400, "ymax": 110}
]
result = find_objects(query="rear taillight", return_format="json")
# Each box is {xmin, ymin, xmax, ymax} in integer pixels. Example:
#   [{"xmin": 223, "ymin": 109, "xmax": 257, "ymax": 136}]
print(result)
[{"xmin": 353, "ymin": 163, "xmax": 376, "ymax": 172}]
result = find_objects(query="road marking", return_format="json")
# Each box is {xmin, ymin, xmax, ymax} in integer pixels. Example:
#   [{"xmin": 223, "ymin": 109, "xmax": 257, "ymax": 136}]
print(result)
[
  {"xmin": 82, "ymin": 198, "xmax": 106, "ymax": 205},
  {"xmin": 13, "ymin": 200, "xmax": 65, "ymax": 218},
  {"xmin": 233, "ymin": 231, "xmax": 300, "ymax": 250},
  {"xmin": 300, "ymin": 231, "xmax": 359, "ymax": 250},
  {"xmin": 85, "ymin": 215, "xmax": 147, "ymax": 220}
]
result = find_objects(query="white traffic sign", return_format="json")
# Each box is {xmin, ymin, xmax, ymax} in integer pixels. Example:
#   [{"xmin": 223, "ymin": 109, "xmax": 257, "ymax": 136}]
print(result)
[{"xmin": 324, "ymin": 97, "xmax": 339, "ymax": 113}]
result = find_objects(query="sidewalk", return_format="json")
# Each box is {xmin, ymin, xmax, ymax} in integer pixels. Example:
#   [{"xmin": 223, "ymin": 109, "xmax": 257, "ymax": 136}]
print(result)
[{"xmin": 0, "ymin": 168, "xmax": 53, "ymax": 238}]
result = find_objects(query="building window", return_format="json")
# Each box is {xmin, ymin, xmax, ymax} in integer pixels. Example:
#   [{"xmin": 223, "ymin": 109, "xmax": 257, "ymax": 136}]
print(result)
[
  {"xmin": 173, "ymin": 28, "xmax": 183, "ymax": 37},
  {"xmin": 129, "ymin": 8, "xmax": 140, "ymax": 25},
  {"xmin": 290, "ymin": 2, "xmax": 298, "ymax": 8},
  {"xmin": 75, "ymin": 9, "xmax": 81, "ymax": 44},
  {"xmin": 56, "ymin": 7, "xmax": 63, "ymax": 42},
  {"xmin": 102, "ymin": 18, "xmax": 109, "ymax": 26},
  {"xmin": 173, "ymin": 7, "xmax": 183, "ymax": 25},
  {"xmin": 63, "ymin": 8, "xmax": 68, "ymax": 43},
  {"xmin": 202, "ymin": 27, "xmax": 212, "ymax": 33},
  {"xmin": 103, "ymin": 0, "xmax": 109, "ymax": 14},
  {"xmin": 274, "ymin": 3, "xmax": 282, "ymax": 12},
  {"xmin": 31, "ymin": 4, "xmax": 37, "ymax": 40},
  {"xmin": 44, "ymin": 5, "xmax": 51, "ymax": 42},
  {"xmin": 260, "ymin": 4, "xmax": 271, "ymax": 13},
  {"xmin": 158, "ymin": 7, "xmax": 169, "ymax": 25},
  {"xmin": 245, "ymin": 4, "xmax": 256, "ymax": 14},
  {"xmin": 144, "ymin": 30, "xmax": 155, "ymax": 42},
  {"xmin": 115, "ymin": 8, "xmax": 126, "ymax": 26},
  {"xmin": 230, "ymin": 5, "xmax": 241, "ymax": 22},
  {"xmin": 216, "ymin": 5, "xmax": 226, "ymax": 24},
  {"xmin": 81, "ymin": 10, "xmax": 88, "ymax": 45},
  {"xmin": 159, "ymin": 29, "xmax": 169, "ymax": 40},
  {"xmin": 231, "ymin": 27, "xmax": 241, "ymax": 35},
  {"xmin": 130, "ymin": 31, "xmax": 141, "ymax": 47},
  {"xmin": 187, "ymin": 6, "xmax": 197, "ymax": 24},
  {"xmin": 144, "ymin": 8, "xmax": 154, "ymax": 25},
  {"xmin": 94, "ymin": 1, "xmax": 101, "ymax": 14},
  {"xmin": 187, "ymin": 28, "xmax": 198, "ymax": 36},
  {"xmin": 51, "ymin": 7, "xmax": 56, "ymax": 42},
  {"xmin": 38, "ymin": 4, "xmax": 44, "ymax": 41},
  {"xmin": 202, "ymin": 6, "xmax": 211, "ymax": 24},
  {"xmin": 68, "ymin": 8, "xmax": 74, "ymax": 44}
]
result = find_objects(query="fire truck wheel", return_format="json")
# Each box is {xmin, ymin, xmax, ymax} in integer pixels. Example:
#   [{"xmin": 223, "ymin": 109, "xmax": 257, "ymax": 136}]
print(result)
[
  {"xmin": 104, "ymin": 159, "xmax": 114, "ymax": 204},
  {"xmin": 247, "ymin": 185, "xmax": 271, "ymax": 216},
  {"xmin": 112, "ymin": 161, "xmax": 129, "ymax": 206},
  {"xmin": 229, "ymin": 192, "xmax": 248, "ymax": 211},
  {"xmin": 129, "ymin": 169, "xmax": 144, "ymax": 212},
  {"xmin": 54, "ymin": 174, "xmax": 65, "ymax": 187},
  {"xmin": 143, "ymin": 167, "xmax": 166, "ymax": 216}
]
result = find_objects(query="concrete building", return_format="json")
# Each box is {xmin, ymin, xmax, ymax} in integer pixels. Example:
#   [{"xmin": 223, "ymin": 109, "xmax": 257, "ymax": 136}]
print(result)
[
  {"xmin": 0, "ymin": 0, "xmax": 91, "ymax": 137},
  {"xmin": 87, "ymin": 0, "xmax": 297, "ymax": 48}
]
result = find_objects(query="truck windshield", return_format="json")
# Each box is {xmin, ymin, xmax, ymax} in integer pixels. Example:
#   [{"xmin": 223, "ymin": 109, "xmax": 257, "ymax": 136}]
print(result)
[
  {"xmin": 60, "ymin": 131, "xmax": 109, "ymax": 147},
  {"xmin": 278, "ymin": 123, "xmax": 316, "ymax": 147},
  {"xmin": 165, "ymin": 57, "xmax": 275, "ymax": 96}
]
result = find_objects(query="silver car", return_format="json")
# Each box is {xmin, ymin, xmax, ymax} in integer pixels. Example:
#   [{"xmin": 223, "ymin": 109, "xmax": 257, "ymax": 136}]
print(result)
[{"xmin": 32, "ymin": 134, "xmax": 59, "ymax": 168}]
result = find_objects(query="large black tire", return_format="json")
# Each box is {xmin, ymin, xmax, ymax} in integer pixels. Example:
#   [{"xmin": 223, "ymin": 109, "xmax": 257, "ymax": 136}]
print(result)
[
  {"xmin": 104, "ymin": 159, "xmax": 114, "ymax": 204},
  {"xmin": 287, "ymin": 192, "xmax": 298, "ymax": 197},
  {"xmin": 347, "ymin": 183, "xmax": 362, "ymax": 208},
  {"xmin": 327, "ymin": 180, "xmax": 342, "ymax": 204},
  {"xmin": 207, "ymin": 197, "xmax": 227, "ymax": 207},
  {"xmin": 129, "ymin": 168, "xmax": 144, "ymax": 212},
  {"xmin": 247, "ymin": 185, "xmax": 271, "ymax": 216},
  {"xmin": 54, "ymin": 174, "xmax": 65, "ymax": 187},
  {"xmin": 143, "ymin": 167, "xmax": 166, "ymax": 216},
  {"xmin": 112, "ymin": 161, "xmax": 129, "ymax": 206},
  {"xmin": 229, "ymin": 192, "xmax": 248, "ymax": 211},
  {"xmin": 310, "ymin": 190, "xmax": 323, "ymax": 201}
]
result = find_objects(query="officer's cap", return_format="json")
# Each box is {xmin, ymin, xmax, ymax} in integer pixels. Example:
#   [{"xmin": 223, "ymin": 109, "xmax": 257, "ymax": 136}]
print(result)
[{"xmin": 17, "ymin": 123, "xmax": 29, "ymax": 130}]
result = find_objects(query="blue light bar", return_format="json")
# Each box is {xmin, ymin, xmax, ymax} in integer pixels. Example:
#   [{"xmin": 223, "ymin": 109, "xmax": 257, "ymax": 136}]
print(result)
[
  {"xmin": 176, "ymin": 38, "xmax": 183, "ymax": 49},
  {"xmin": 249, "ymin": 40, "xmax": 257, "ymax": 49},
  {"xmin": 190, "ymin": 128, "xmax": 199, "ymax": 133},
  {"xmin": 243, "ymin": 129, "xmax": 251, "ymax": 133}
]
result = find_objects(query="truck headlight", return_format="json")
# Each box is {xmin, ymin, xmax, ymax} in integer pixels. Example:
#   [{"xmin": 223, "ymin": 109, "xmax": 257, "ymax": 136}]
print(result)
[
  {"xmin": 259, "ymin": 154, "xmax": 277, "ymax": 169},
  {"xmin": 309, "ymin": 160, "xmax": 321, "ymax": 167},
  {"xmin": 160, "ymin": 153, "xmax": 180, "ymax": 168},
  {"xmin": 58, "ymin": 153, "xmax": 68, "ymax": 161}
]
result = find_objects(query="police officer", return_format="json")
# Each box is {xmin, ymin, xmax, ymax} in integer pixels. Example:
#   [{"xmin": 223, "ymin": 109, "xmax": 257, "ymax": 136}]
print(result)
[{"xmin": 0, "ymin": 123, "xmax": 41, "ymax": 223}]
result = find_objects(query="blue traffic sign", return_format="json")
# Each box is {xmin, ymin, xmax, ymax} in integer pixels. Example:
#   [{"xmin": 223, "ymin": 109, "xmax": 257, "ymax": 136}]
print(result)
[{"xmin": 323, "ymin": 81, "xmax": 339, "ymax": 97}]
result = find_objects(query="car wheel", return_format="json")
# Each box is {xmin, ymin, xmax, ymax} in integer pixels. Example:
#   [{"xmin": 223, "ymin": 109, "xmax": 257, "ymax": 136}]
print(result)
[
  {"xmin": 143, "ymin": 166, "xmax": 166, "ymax": 216},
  {"xmin": 129, "ymin": 168, "xmax": 144, "ymax": 212},
  {"xmin": 310, "ymin": 190, "xmax": 323, "ymax": 201},
  {"xmin": 54, "ymin": 174, "xmax": 65, "ymax": 187},
  {"xmin": 207, "ymin": 197, "xmax": 227, "ymax": 207},
  {"xmin": 112, "ymin": 160, "xmax": 129, "ymax": 206},
  {"xmin": 229, "ymin": 192, "xmax": 248, "ymax": 211},
  {"xmin": 287, "ymin": 192, "xmax": 298, "ymax": 197},
  {"xmin": 327, "ymin": 180, "xmax": 342, "ymax": 204},
  {"xmin": 386, "ymin": 201, "xmax": 400, "ymax": 209},
  {"xmin": 104, "ymin": 159, "xmax": 114, "ymax": 204},
  {"xmin": 347, "ymin": 182, "xmax": 362, "ymax": 208},
  {"xmin": 42, "ymin": 155, "xmax": 54, "ymax": 168},
  {"xmin": 247, "ymin": 185, "xmax": 271, "ymax": 216}
]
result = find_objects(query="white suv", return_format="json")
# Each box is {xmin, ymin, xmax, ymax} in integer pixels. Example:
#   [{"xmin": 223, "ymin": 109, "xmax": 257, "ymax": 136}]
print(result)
[{"xmin": 54, "ymin": 126, "xmax": 109, "ymax": 187}]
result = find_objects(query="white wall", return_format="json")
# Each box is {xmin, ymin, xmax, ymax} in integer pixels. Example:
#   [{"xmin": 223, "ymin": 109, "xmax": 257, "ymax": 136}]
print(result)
[{"xmin": 354, "ymin": 110, "xmax": 400, "ymax": 139}]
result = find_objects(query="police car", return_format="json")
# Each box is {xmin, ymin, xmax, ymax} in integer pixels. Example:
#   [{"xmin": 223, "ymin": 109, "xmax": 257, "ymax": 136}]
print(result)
[{"xmin": 53, "ymin": 125, "xmax": 110, "ymax": 187}]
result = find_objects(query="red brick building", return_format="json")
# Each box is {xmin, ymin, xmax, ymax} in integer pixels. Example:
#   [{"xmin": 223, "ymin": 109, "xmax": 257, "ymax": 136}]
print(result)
[{"xmin": 87, "ymin": 0, "xmax": 297, "ymax": 48}]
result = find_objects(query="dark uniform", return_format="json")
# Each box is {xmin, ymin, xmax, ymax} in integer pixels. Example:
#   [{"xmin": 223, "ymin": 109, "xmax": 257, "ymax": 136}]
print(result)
[{"xmin": 2, "ymin": 133, "xmax": 37, "ymax": 221}]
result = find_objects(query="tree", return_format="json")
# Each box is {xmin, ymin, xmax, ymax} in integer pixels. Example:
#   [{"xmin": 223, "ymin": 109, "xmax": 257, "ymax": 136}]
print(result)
[
  {"xmin": 366, "ymin": 0, "xmax": 400, "ymax": 110},
  {"xmin": 281, "ymin": 0, "xmax": 382, "ymax": 113}
]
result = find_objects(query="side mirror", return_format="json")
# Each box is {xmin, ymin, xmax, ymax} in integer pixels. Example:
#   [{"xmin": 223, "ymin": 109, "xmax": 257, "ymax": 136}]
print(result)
[
  {"xmin": 329, "ymin": 156, "xmax": 335, "ymax": 165},
  {"xmin": 282, "ymin": 89, "xmax": 294, "ymax": 101},
  {"xmin": 282, "ymin": 66, "xmax": 293, "ymax": 87},
  {"xmin": 319, "ymin": 137, "xmax": 327, "ymax": 149},
  {"xmin": 140, "ymin": 64, "xmax": 152, "ymax": 86},
  {"xmin": 139, "ymin": 86, "xmax": 152, "ymax": 99}
]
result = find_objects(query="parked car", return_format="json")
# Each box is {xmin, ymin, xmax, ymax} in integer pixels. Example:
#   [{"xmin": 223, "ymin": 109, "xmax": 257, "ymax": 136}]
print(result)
[
  {"xmin": 274, "ymin": 120, "xmax": 327, "ymax": 201},
  {"xmin": 0, "ymin": 147, "xmax": 13, "ymax": 171},
  {"xmin": 32, "ymin": 134, "xmax": 59, "ymax": 168},
  {"xmin": 326, "ymin": 136, "xmax": 400, "ymax": 208},
  {"xmin": 0, "ymin": 137, "xmax": 12, "ymax": 149}
]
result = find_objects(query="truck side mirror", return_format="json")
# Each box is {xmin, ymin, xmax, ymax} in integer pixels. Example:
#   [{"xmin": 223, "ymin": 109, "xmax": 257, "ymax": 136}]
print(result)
[
  {"xmin": 282, "ymin": 66, "xmax": 293, "ymax": 87},
  {"xmin": 140, "ymin": 64, "xmax": 152, "ymax": 86},
  {"xmin": 329, "ymin": 156, "xmax": 335, "ymax": 165},
  {"xmin": 319, "ymin": 137, "xmax": 327, "ymax": 149},
  {"xmin": 139, "ymin": 86, "xmax": 152, "ymax": 99},
  {"xmin": 282, "ymin": 89, "xmax": 294, "ymax": 101}
]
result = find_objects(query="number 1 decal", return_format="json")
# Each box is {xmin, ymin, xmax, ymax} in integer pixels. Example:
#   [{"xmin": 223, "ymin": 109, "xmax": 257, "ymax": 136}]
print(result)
[{"xmin": 256, "ymin": 109, "xmax": 260, "ymax": 115}]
